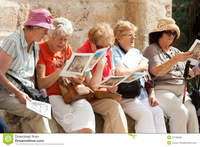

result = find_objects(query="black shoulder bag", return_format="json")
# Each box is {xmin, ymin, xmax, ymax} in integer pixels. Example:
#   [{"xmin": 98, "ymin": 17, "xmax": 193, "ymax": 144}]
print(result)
[
  {"xmin": 7, "ymin": 44, "xmax": 49, "ymax": 103},
  {"xmin": 116, "ymin": 44, "xmax": 143, "ymax": 98},
  {"xmin": 117, "ymin": 79, "xmax": 143, "ymax": 98}
]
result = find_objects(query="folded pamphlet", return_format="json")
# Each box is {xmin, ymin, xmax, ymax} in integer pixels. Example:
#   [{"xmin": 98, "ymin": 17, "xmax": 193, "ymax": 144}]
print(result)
[
  {"xmin": 26, "ymin": 99, "xmax": 52, "ymax": 119},
  {"xmin": 189, "ymin": 39, "xmax": 200, "ymax": 64}
]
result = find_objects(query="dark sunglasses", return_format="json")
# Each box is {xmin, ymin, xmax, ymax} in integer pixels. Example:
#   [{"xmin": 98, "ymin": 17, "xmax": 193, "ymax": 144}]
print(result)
[{"xmin": 164, "ymin": 30, "xmax": 177, "ymax": 37}]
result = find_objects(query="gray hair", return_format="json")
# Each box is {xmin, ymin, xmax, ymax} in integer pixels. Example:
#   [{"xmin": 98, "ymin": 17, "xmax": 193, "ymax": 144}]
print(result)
[{"xmin": 48, "ymin": 17, "xmax": 73, "ymax": 38}]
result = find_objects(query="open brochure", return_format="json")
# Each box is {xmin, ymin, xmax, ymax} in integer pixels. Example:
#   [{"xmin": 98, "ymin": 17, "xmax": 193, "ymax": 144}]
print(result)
[
  {"xmin": 98, "ymin": 71, "xmax": 148, "ymax": 87},
  {"xmin": 60, "ymin": 47, "xmax": 109, "ymax": 77},
  {"xmin": 26, "ymin": 99, "xmax": 52, "ymax": 119},
  {"xmin": 189, "ymin": 39, "xmax": 200, "ymax": 64}
]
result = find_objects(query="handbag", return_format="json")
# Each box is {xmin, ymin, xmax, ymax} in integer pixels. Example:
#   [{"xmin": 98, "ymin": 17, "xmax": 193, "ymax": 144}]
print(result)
[
  {"xmin": 58, "ymin": 77, "xmax": 122, "ymax": 103},
  {"xmin": 94, "ymin": 89, "xmax": 122, "ymax": 102},
  {"xmin": 58, "ymin": 77, "xmax": 94, "ymax": 104},
  {"xmin": 7, "ymin": 73, "xmax": 49, "ymax": 103},
  {"xmin": 117, "ymin": 79, "xmax": 142, "ymax": 98}
]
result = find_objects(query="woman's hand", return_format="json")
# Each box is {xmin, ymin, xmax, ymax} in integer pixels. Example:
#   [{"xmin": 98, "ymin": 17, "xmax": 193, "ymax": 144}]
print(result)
[
  {"xmin": 173, "ymin": 52, "xmax": 193, "ymax": 62},
  {"xmin": 16, "ymin": 91, "xmax": 32, "ymax": 104},
  {"xmin": 107, "ymin": 86, "xmax": 118, "ymax": 93},
  {"xmin": 72, "ymin": 74, "xmax": 85, "ymax": 84},
  {"xmin": 149, "ymin": 96, "xmax": 159, "ymax": 107}
]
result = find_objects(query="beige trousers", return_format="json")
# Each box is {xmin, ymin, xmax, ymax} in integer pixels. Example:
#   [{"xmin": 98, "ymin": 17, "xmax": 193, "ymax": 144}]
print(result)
[
  {"xmin": 0, "ymin": 89, "xmax": 51, "ymax": 133},
  {"xmin": 155, "ymin": 84, "xmax": 199, "ymax": 133},
  {"xmin": 92, "ymin": 99, "xmax": 128, "ymax": 133}
]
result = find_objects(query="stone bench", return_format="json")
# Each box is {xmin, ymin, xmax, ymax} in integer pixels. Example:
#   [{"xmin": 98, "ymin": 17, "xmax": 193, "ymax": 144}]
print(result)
[
  {"xmin": 1, "ymin": 110, "xmax": 169, "ymax": 133},
  {"xmin": 49, "ymin": 113, "xmax": 135, "ymax": 133},
  {"xmin": 0, "ymin": 110, "xmax": 135, "ymax": 133}
]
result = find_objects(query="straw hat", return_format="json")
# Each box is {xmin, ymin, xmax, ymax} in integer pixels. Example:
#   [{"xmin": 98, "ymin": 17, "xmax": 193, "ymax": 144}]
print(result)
[
  {"xmin": 24, "ymin": 9, "xmax": 54, "ymax": 30},
  {"xmin": 150, "ymin": 17, "xmax": 180, "ymax": 38}
]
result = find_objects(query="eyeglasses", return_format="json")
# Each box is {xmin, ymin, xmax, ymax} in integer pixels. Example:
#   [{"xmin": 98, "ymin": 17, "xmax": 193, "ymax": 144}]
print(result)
[
  {"xmin": 121, "ymin": 33, "xmax": 136, "ymax": 39},
  {"xmin": 164, "ymin": 30, "xmax": 177, "ymax": 37}
]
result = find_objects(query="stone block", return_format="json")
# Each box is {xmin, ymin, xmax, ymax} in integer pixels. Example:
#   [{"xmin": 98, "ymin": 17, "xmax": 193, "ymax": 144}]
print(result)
[{"xmin": 0, "ymin": 1, "xmax": 19, "ymax": 32}]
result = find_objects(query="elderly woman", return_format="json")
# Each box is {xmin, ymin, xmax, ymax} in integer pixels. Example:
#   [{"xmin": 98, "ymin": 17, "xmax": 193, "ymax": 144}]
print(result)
[
  {"xmin": 37, "ymin": 17, "xmax": 95, "ymax": 133},
  {"xmin": 112, "ymin": 20, "xmax": 166, "ymax": 133},
  {"xmin": 76, "ymin": 23, "xmax": 128, "ymax": 133},
  {"xmin": 0, "ymin": 9, "xmax": 53, "ymax": 133},
  {"xmin": 143, "ymin": 17, "xmax": 199, "ymax": 133}
]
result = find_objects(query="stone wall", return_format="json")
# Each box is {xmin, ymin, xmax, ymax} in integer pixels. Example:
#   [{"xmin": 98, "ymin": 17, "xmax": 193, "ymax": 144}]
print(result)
[
  {"xmin": 0, "ymin": 0, "xmax": 172, "ymax": 50},
  {"xmin": 127, "ymin": 0, "xmax": 172, "ymax": 50}
]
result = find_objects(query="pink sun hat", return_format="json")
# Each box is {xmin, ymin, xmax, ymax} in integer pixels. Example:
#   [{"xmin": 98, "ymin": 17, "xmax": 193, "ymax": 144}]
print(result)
[{"xmin": 24, "ymin": 9, "xmax": 55, "ymax": 29}]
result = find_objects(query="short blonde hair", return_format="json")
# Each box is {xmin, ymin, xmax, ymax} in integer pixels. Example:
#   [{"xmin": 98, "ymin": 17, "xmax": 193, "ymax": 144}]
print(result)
[
  {"xmin": 88, "ymin": 23, "xmax": 114, "ymax": 46},
  {"xmin": 114, "ymin": 20, "xmax": 137, "ymax": 39},
  {"xmin": 48, "ymin": 17, "xmax": 73, "ymax": 38}
]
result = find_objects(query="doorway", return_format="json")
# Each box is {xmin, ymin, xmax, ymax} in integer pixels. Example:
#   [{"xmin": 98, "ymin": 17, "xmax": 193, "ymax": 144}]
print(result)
[{"xmin": 172, "ymin": 0, "xmax": 200, "ymax": 51}]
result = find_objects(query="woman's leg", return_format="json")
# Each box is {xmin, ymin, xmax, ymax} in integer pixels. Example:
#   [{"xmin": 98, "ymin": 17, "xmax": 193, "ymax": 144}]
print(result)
[
  {"xmin": 120, "ymin": 98, "xmax": 156, "ymax": 133},
  {"xmin": 141, "ymin": 98, "xmax": 167, "ymax": 133},
  {"xmin": 92, "ymin": 99, "xmax": 128, "ymax": 133},
  {"xmin": 0, "ymin": 90, "xmax": 51, "ymax": 133},
  {"xmin": 49, "ymin": 95, "xmax": 95, "ymax": 133},
  {"xmin": 155, "ymin": 90, "xmax": 188, "ymax": 133},
  {"xmin": 185, "ymin": 99, "xmax": 199, "ymax": 133}
]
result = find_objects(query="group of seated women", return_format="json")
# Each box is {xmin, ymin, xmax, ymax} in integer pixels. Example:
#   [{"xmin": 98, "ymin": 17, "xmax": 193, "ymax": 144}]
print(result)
[{"xmin": 0, "ymin": 8, "xmax": 199, "ymax": 133}]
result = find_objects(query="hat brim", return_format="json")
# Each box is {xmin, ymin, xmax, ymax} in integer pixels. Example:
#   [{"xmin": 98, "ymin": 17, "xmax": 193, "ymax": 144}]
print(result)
[
  {"xmin": 24, "ymin": 21, "xmax": 55, "ymax": 30},
  {"xmin": 150, "ymin": 24, "xmax": 180, "ymax": 38}
]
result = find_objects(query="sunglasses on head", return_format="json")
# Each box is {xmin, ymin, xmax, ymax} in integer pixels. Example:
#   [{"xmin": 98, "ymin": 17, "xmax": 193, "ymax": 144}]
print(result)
[{"xmin": 164, "ymin": 30, "xmax": 177, "ymax": 37}]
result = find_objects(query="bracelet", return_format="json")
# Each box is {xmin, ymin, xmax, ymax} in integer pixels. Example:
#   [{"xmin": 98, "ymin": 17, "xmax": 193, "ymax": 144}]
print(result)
[{"xmin": 145, "ymin": 80, "xmax": 154, "ymax": 89}]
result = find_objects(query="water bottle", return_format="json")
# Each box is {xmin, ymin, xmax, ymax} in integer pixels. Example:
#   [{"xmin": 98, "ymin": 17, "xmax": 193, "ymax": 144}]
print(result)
[{"xmin": 40, "ymin": 89, "xmax": 48, "ymax": 98}]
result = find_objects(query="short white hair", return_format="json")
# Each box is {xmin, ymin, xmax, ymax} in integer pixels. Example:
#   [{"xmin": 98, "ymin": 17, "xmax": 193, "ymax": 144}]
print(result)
[{"xmin": 48, "ymin": 17, "xmax": 73, "ymax": 38}]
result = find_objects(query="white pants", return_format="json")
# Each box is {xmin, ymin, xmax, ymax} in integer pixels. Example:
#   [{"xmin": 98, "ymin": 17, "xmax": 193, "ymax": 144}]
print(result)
[
  {"xmin": 0, "ymin": 89, "xmax": 51, "ymax": 133},
  {"xmin": 120, "ymin": 98, "xmax": 167, "ymax": 133},
  {"xmin": 155, "ymin": 84, "xmax": 199, "ymax": 133},
  {"xmin": 49, "ymin": 95, "xmax": 95, "ymax": 133}
]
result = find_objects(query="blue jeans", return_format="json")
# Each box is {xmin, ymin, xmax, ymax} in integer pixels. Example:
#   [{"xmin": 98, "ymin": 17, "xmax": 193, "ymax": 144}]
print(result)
[{"xmin": 0, "ymin": 117, "xmax": 7, "ymax": 133}]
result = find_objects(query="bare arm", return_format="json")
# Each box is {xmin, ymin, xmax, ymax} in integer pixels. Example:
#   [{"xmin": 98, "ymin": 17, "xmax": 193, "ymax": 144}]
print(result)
[
  {"xmin": 86, "ymin": 55, "xmax": 107, "ymax": 90},
  {"xmin": 0, "ymin": 50, "xmax": 30, "ymax": 103},
  {"xmin": 150, "ymin": 52, "xmax": 192, "ymax": 77},
  {"xmin": 37, "ymin": 64, "xmax": 63, "ymax": 89}
]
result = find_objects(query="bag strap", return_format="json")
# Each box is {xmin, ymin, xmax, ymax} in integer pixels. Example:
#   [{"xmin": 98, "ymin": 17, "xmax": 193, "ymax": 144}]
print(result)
[
  {"xmin": 6, "ymin": 73, "xmax": 24, "ymax": 88},
  {"xmin": 33, "ymin": 43, "xmax": 38, "ymax": 89},
  {"xmin": 197, "ymin": 76, "xmax": 200, "ymax": 90}
]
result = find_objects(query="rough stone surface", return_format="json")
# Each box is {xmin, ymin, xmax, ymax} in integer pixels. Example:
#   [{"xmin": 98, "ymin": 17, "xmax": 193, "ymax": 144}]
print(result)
[
  {"xmin": 0, "ymin": 0, "xmax": 171, "ymax": 50},
  {"xmin": 127, "ymin": 0, "xmax": 172, "ymax": 51},
  {"xmin": 0, "ymin": 110, "xmax": 135, "ymax": 133}
]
